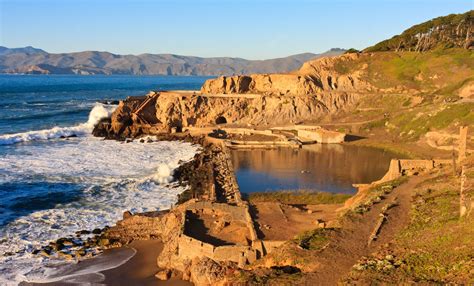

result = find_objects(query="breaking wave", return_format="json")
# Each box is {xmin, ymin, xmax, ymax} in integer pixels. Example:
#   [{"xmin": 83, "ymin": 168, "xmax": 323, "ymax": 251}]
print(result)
[
  {"xmin": 0, "ymin": 138, "xmax": 200, "ymax": 285},
  {"xmin": 0, "ymin": 103, "xmax": 116, "ymax": 145}
]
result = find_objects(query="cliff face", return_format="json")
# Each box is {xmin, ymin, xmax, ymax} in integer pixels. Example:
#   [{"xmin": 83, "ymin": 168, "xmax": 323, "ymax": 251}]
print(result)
[
  {"xmin": 93, "ymin": 11, "xmax": 473, "ymax": 139},
  {"xmin": 155, "ymin": 93, "xmax": 355, "ymax": 126},
  {"xmin": 94, "ymin": 90, "xmax": 357, "ymax": 138},
  {"xmin": 200, "ymin": 53, "xmax": 374, "ymax": 96}
]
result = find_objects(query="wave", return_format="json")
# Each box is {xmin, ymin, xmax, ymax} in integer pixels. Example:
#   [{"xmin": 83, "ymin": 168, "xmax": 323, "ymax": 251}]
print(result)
[
  {"xmin": 3, "ymin": 107, "xmax": 92, "ymax": 122},
  {"xmin": 0, "ymin": 138, "xmax": 200, "ymax": 285},
  {"xmin": 0, "ymin": 103, "xmax": 116, "ymax": 145}
]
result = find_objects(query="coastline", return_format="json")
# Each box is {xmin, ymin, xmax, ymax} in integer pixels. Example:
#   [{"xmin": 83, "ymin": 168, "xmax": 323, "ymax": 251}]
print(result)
[
  {"xmin": 18, "ymin": 71, "xmax": 470, "ymax": 284},
  {"xmin": 22, "ymin": 240, "xmax": 191, "ymax": 285}
]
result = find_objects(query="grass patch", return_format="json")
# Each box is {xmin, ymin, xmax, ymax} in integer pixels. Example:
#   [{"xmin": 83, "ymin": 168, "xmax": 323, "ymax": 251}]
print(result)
[
  {"xmin": 346, "ymin": 165, "xmax": 474, "ymax": 284},
  {"xmin": 295, "ymin": 228, "xmax": 333, "ymax": 250},
  {"xmin": 347, "ymin": 177, "xmax": 408, "ymax": 216},
  {"xmin": 246, "ymin": 190, "xmax": 351, "ymax": 205},
  {"xmin": 351, "ymin": 49, "xmax": 474, "ymax": 91},
  {"xmin": 349, "ymin": 140, "xmax": 417, "ymax": 159},
  {"xmin": 395, "ymin": 182, "xmax": 474, "ymax": 283},
  {"xmin": 389, "ymin": 103, "xmax": 474, "ymax": 140}
]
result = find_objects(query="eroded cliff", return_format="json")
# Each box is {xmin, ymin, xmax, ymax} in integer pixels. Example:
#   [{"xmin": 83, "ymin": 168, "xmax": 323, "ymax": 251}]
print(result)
[{"xmin": 201, "ymin": 53, "xmax": 373, "ymax": 96}]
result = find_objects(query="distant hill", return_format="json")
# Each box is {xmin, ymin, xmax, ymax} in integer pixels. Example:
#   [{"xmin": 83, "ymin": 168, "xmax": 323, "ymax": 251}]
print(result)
[
  {"xmin": 364, "ymin": 10, "xmax": 473, "ymax": 52},
  {"xmin": 0, "ymin": 47, "xmax": 345, "ymax": 76}
]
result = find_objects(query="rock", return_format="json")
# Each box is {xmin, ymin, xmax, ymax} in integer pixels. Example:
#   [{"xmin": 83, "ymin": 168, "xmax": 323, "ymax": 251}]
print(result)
[
  {"xmin": 189, "ymin": 257, "xmax": 236, "ymax": 285},
  {"xmin": 75, "ymin": 249, "xmax": 87, "ymax": 257},
  {"xmin": 75, "ymin": 230, "xmax": 91, "ymax": 235},
  {"xmin": 315, "ymin": 219, "xmax": 326, "ymax": 228},
  {"xmin": 155, "ymin": 269, "xmax": 171, "ymax": 280},
  {"xmin": 99, "ymin": 238, "xmax": 110, "ymax": 247},
  {"xmin": 39, "ymin": 249, "xmax": 51, "ymax": 257},
  {"xmin": 307, "ymin": 209, "xmax": 313, "ymax": 214},
  {"xmin": 58, "ymin": 251, "xmax": 75, "ymax": 260},
  {"xmin": 123, "ymin": 211, "xmax": 133, "ymax": 219},
  {"xmin": 92, "ymin": 228, "xmax": 102, "ymax": 235}
]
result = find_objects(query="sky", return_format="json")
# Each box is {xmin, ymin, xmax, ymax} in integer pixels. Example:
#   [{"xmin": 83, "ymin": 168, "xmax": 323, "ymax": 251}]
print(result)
[{"xmin": 0, "ymin": 0, "xmax": 472, "ymax": 59}]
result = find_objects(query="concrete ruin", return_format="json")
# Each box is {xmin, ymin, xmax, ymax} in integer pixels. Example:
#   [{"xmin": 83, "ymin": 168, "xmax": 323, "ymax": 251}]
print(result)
[
  {"xmin": 99, "ymin": 139, "xmax": 299, "ymax": 284},
  {"xmin": 353, "ymin": 159, "xmax": 452, "ymax": 192}
]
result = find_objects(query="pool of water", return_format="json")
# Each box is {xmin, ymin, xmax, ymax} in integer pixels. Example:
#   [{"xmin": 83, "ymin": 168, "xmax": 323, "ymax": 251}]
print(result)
[{"xmin": 230, "ymin": 144, "xmax": 400, "ymax": 194}]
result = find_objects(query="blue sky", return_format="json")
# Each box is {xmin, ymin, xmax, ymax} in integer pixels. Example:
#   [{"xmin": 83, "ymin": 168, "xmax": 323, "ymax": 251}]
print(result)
[{"xmin": 0, "ymin": 0, "xmax": 471, "ymax": 59}]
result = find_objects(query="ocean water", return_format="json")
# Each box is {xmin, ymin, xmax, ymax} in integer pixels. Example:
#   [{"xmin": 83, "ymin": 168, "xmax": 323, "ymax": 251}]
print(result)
[{"xmin": 0, "ymin": 75, "xmax": 208, "ymax": 285}]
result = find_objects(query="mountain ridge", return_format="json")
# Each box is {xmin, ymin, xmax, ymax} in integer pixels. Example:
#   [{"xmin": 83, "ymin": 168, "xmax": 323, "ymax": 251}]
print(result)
[{"xmin": 0, "ymin": 47, "xmax": 345, "ymax": 76}]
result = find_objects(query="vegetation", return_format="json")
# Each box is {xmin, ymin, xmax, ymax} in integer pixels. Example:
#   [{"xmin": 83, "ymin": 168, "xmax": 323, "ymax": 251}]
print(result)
[
  {"xmin": 330, "ymin": 47, "xmax": 473, "ymax": 92},
  {"xmin": 295, "ymin": 228, "xmax": 332, "ymax": 250},
  {"xmin": 346, "ymin": 163, "xmax": 474, "ymax": 284},
  {"xmin": 346, "ymin": 178, "xmax": 407, "ymax": 217},
  {"xmin": 387, "ymin": 103, "xmax": 474, "ymax": 140},
  {"xmin": 367, "ymin": 48, "xmax": 473, "ymax": 90},
  {"xmin": 246, "ymin": 190, "xmax": 352, "ymax": 205},
  {"xmin": 344, "ymin": 48, "xmax": 360, "ymax": 54},
  {"xmin": 364, "ymin": 11, "xmax": 473, "ymax": 52}
]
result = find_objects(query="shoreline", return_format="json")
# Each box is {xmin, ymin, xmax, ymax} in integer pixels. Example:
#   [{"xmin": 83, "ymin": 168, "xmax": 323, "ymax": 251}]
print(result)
[
  {"xmin": 22, "ymin": 240, "xmax": 191, "ymax": 286},
  {"xmin": 21, "ymin": 86, "xmax": 463, "ymax": 285}
]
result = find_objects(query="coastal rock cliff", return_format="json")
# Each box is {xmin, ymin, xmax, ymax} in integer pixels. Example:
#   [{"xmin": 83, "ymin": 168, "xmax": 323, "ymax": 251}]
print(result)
[
  {"xmin": 201, "ymin": 54, "xmax": 373, "ymax": 96},
  {"xmin": 155, "ymin": 93, "xmax": 355, "ymax": 125},
  {"xmin": 94, "ymin": 90, "xmax": 357, "ymax": 138}
]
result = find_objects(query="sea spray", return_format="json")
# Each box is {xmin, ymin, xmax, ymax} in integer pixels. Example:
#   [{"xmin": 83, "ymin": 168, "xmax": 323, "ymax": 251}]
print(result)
[
  {"xmin": 0, "ymin": 103, "xmax": 116, "ymax": 145},
  {"xmin": 0, "ymin": 138, "xmax": 199, "ymax": 285}
]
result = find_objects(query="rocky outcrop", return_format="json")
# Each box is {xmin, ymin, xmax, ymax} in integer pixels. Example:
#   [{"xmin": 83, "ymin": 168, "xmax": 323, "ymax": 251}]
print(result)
[
  {"xmin": 93, "ymin": 90, "xmax": 358, "ymax": 138},
  {"xmin": 200, "ymin": 53, "xmax": 374, "ymax": 97},
  {"xmin": 157, "ymin": 92, "xmax": 355, "ymax": 126}
]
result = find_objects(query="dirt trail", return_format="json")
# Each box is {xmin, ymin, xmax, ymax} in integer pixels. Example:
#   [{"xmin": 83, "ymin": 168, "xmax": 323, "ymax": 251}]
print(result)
[{"xmin": 300, "ymin": 175, "xmax": 428, "ymax": 285}]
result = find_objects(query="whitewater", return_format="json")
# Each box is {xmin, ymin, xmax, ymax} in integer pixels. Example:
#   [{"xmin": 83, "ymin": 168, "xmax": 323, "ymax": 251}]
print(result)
[{"xmin": 0, "ymin": 77, "xmax": 206, "ymax": 285}]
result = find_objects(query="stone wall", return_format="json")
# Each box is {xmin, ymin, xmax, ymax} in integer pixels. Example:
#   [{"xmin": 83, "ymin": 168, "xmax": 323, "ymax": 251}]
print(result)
[
  {"xmin": 296, "ymin": 128, "xmax": 346, "ymax": 144},
  {"xmin": 353, "ymin": 159, "xmax": 453, "ymax": 192},
  {"xmin": 177, "ymin": 234, "xmax": 258, "ymax": 265}
]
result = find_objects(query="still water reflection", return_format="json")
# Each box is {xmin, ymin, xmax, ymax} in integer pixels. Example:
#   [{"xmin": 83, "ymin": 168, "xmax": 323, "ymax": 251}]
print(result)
[{"xmin": 230, "ymin": 144, "xmax": 400, "ymax": 194}]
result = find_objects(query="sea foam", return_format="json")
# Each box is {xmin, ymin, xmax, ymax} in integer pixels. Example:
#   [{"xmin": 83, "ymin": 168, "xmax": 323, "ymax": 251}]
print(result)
[
  {"xmin": 0, "ymin": 103, "xmax": 116, "ymax": 145},
  {"xmin": 0, "ymin": 104, "xmax": 200, "ymax": 285}
]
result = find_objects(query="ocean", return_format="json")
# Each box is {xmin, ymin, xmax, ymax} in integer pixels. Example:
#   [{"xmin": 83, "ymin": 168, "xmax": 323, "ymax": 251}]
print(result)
[{"xmin": 0, "ymin": 75, "xmax": 209, "ymax": 284}]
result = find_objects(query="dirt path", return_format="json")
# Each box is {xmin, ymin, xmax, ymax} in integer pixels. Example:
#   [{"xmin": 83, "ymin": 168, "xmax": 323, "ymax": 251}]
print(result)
[{"xmin": 299, "ymin": 175, "xmax": 428, "ymax": 285}]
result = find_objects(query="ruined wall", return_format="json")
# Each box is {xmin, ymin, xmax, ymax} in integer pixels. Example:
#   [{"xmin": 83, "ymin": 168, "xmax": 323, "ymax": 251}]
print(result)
[
  {"xmin": 186, "ymin": 202, "xmax": 247, "ymax": 220},
  {"xmin": 176, "ymin": 234, "xmax": 258, "ymax": 265},
  {"xmin": 296, "ymin": 129, "xmax": 346, "ymax": 144},
  {"xmin": 353, "ymin": 159, "xmax": 453, "ymax": 193}
]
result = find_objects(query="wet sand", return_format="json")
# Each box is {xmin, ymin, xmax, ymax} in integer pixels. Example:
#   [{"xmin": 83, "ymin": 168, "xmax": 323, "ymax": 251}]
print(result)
[
  {"xmin": 101, "ymin": 240, "xmax": 191, "ymax": 286},
  {"xmin": 23, "ymin": 240, "xmax": 191, "ymax": 285}
]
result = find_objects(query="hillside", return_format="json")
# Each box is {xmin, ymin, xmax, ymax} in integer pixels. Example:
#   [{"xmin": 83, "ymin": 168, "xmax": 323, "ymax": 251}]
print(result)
[
  {"xmin": 200, "ymin": 10, "xmax": 473, "ymax": 157},
  {"xmin": 190, "ymin": 11, "xmax": 474, "ymax": 285},
  {"xmin": 0, "ymin": 47, "xmax": 345, "ymax": 76},
  {"xmin": 364, "ymin": 10, "xmax": 473, "ymax": 52}
]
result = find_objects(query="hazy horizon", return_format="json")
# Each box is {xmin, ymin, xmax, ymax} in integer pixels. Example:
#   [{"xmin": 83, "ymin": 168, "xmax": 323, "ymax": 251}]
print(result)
[
  {"xmin": 0, "ymin": 45, "xmax": 345, "ymax": 60},
  {"xmin": 0, "ymin": 0, "xmax": 471, "ymax": 60}
]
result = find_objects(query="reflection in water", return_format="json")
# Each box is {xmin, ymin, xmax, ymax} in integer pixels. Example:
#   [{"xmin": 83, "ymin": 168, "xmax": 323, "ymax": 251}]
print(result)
[{"xmin": 230, "ymin": 144, "xmax": 399, "ymax": 194}]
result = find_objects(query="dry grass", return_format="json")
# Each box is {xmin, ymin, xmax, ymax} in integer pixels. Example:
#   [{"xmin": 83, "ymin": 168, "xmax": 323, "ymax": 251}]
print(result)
[{"xmin": 246, "ymin": 190, "xmax": 351, "ymax": 205}]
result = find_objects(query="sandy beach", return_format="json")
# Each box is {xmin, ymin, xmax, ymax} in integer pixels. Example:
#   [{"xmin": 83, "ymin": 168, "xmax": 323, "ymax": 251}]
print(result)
[{"xmin": 22, "ymin": 240, "xmax": 191, "ymax": 286}]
